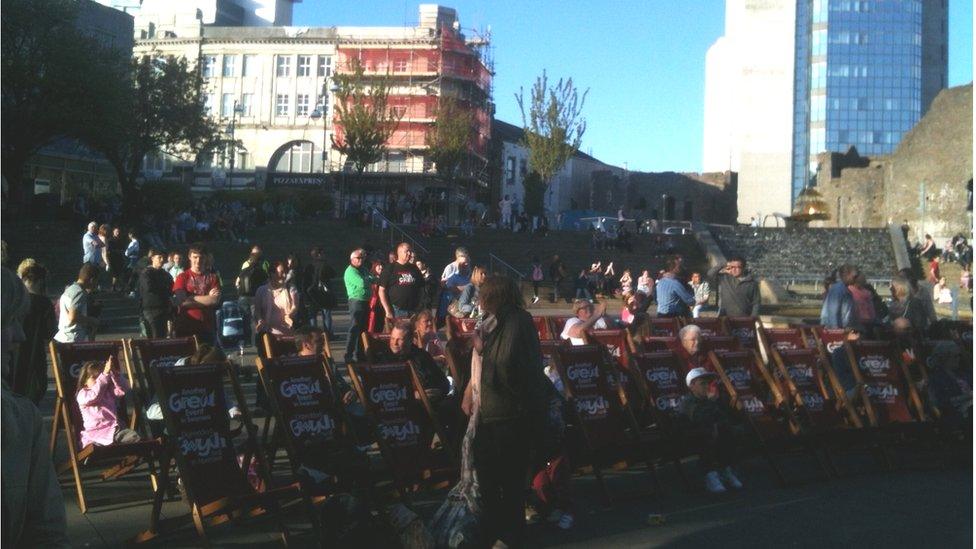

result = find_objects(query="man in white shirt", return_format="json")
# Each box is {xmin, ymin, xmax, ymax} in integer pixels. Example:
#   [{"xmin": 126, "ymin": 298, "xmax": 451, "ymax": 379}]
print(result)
[
  {"xmin": 81, "ymin": 222, "xmax": 103, "ymax": 267},
  {"xmin": 440, "ymin": 247, "xmax": 470, "ymax": 282},
  {"xmin": 55, "ymin": 264, "xmax": 100, "ymax": 343},
  {"xmin": 560, "ymin": 299, "xmax": 608, "ymax": 346},
  {"xmin": 499, "ymin": 195, "xmax": 513, "ymax": 228}
]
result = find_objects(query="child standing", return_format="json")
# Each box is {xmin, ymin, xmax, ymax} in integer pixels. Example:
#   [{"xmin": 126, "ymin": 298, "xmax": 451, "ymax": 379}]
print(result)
[{"xmin": 76, "ymin": 357, "xmax": 140, "ymax": 447}]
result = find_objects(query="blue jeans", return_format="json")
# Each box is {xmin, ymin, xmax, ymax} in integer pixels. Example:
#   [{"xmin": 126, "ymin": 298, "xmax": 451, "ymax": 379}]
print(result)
[
  {"xmin": 309, "ymin": 308, "xmax": 333, "ymax": 334},
  {"xmin": 393, "ymin": 306, "xmax": 414, "ymax": 319},
  {"xmin": 345, "ymin": 299, "xmax": 368, "ymax": 362}
]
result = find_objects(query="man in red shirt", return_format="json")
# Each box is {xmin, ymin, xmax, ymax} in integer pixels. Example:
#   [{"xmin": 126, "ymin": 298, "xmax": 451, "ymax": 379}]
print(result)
[{"xmin": 172, "ymin": 244, "xmax": 222, "ymax": 344}]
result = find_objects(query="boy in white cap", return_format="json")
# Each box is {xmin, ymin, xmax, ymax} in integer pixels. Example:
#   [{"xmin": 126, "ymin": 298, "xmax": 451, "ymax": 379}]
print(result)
[{"xmin": 679, "ymin": 367, "xmax": 744, "ymax": 494}]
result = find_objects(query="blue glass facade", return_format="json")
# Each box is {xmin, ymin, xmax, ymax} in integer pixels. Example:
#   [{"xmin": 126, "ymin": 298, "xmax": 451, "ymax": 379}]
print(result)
[{"xmin": 792, "ymin": 0, "xmax": 945, "ymax": 204}]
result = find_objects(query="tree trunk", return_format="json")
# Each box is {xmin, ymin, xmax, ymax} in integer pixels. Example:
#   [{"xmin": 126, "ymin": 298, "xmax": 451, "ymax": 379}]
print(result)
[{"xmin": 2, "ymin": 151, "xmax": 29, "ymax": 219}]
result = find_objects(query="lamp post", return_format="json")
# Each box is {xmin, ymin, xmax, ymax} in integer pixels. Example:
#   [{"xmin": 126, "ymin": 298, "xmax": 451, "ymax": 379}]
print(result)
[
  {"xmin": 227, "ymin": 100, "xmax": 245, "ymax": 187},
  {"xmin": 310, "ymin": 79, "xmax": 338, "ymax": 207}
]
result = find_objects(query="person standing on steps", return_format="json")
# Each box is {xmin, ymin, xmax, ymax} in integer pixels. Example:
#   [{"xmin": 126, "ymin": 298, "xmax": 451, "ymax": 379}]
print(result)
[
  {"xmin": 235, "ymin": 245, "xmax": 269, "ymax": 346},
  {"xmin": 138, "ymin": 249, "xmax": 174, "ymax": 339},
  {"xmin": 173, "ymin": 244, "xmax": 222, "ymax": 345},
  {"xmin": 303, "ymin": 246, "xmax": 337, "ymax": 336},
  {"xmin": 530, "ymin": 256, "xmax": 544, "ymax": 305},
  {"xmin": 343, "ymin": 249, "xmax": 371, "ymax": 363},
  {"xmin": 378, "ymin": 242, "xmax": 424, "ymax": 322},
  {"xmin": 549, "ymin": 254, "xmax": 567, "ymax": 304}
]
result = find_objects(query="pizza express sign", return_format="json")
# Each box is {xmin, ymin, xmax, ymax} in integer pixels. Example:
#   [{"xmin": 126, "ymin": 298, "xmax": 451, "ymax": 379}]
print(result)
[{"xmin": 268, "ymin": 174, "xmax": 328, "ymax": 188}]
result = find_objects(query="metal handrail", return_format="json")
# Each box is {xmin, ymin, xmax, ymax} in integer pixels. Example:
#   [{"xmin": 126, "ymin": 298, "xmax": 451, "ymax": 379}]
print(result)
[
  {"xmin": 368, "ymin": 206, "xmax": 429, "ymax": 255},
  {"xmin": 488, "ymin": 253, "xmax": 526, "ymax": 281}
]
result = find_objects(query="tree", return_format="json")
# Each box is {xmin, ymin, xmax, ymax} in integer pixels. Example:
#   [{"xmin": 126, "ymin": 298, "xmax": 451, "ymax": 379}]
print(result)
[
  {"xmin": 84, "ymin": 55, "xmax": 220, "ymax": 221},
  {"xmin": 515, "ymin": 70, "xmax": 588, "ymax": 213},
  {"xmin": 331, "ymin": 58, "xmax": 402, "ymax": 183},
  {"xmin": 1, "ymin": 0, "xmax": 105, "ymax": 210},
  {"xmin": 426, "ymin": 97, "xmax": 474, "ymax": 181},
  {"xmin": 523, "ymin": 171, "xmax": 546, "ymax": 217}
]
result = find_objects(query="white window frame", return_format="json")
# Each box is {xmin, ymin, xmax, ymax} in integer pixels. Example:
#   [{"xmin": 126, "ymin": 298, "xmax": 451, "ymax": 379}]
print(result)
[
  {"xmin": 221, "ymin": 93, "xmax": 235, "ymax": 117},
  {"xmin": 275, "ymin": 94, "xmax": 290, "ymax": 116},
  {"xmin": 297, "ymin": 55, "xmax": 312, "ymax": 77},
  {"xmin": 242, "ymin": 54, "xmax": 257, "ymax": 77},
  {"xmin": 296, "ymin": 93, "xmax": 310, "ymax": 116},
  {"xmin": 202, "ymin": 55, "xmax": 217, "ymax": 78},
  {"xmin": 240, "ymin": 93, "xmax": 254, "ymax": 116},
  {"xmin": 222, "ymin": 54, "xmax": 236, "ymax": 77},
  {"xmin": 276, "ymin": 55, "xmax": 292, "ymax": 77}
]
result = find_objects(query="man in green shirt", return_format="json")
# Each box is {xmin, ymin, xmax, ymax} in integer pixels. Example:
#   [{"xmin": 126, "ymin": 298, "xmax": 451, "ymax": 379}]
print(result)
[{"xmin": 343, "ymin": 248, "xmax": 370, "ymax": 363}]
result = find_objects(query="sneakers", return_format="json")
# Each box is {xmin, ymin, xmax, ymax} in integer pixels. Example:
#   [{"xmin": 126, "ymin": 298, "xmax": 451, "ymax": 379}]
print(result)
[
  {"xmin": 532, "ymin": 296, "xmax": 540, "ymax": 304},
  {"xmin": 704, "ymin": 470, "xmax": 727, "ymax": 493},
  {"xmin": 557, "ymin": 513, "xmax": 574, "ymax": 530},
  {"xmin": 721, "ymin": 466, "xmax": 743, "ymax": 489}
]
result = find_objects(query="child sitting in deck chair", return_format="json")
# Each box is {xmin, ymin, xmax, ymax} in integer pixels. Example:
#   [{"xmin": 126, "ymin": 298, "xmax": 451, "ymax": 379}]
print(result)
[
  {"xmin": 76, "ymin": 357, "xmax": 140, "ymax": 446},
  {"xmin": 680, "ymin": 367, "xmax": 744, "ymax": 494}
]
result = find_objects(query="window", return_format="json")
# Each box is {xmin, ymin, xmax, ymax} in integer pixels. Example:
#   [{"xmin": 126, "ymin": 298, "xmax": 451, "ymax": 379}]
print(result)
[
  {"xmin": 297, "ymin": 55, "xmax": 312, "ymax": 77},
  {"xmin": 204, "ymin": 93, "xmax": 215, "ymax": 115},
  {"xmin": 505, "ymin": 156, "xmax": 515, "ymax": 185},
  {"xmin": 296, "ymin": 94, "xmax": 310, "ymax": 116},
  {"xmin": 519, "ymin": 159, "xmax": 527, "ymax": 178},
  {"xmin": 242, "ymin": 54, "xmax": 257, "ymax": 77},
  {"xmin": 391, "ymin": 105, "xmax": 407, "ymax": 118},
  {"xmin": 221, "ymin": 93, "xmax": 235, "ymax": 117},
  {"xmin": 238, "ymin": 151, "xmax": 251, "ymax": 170},
  {"xmin": 393, "ymin": 57, "xmax": 408, "ymax": 72},
  {"xmin": 276, "ymin": 55, "xmax": 291, "ymax": 77},
  {"xmin": 317, "ymin": 56, "xmax": 332, "ymax": 77},
  {"xmin": 315, "ymin": 93, "xmax": 328, "ymax": 110},
  {"xmin": 275, "ymin": 94, "xmax": 290, "ymax": 116},
  {"xmin": 222, "ymin": 54, "xmax": 237, "ymax": 77},
  {"xmin": 202, "ymin": 55, "xmax": 217, "ymax": 78},
  {"xmin": 241, "ymin": 93, "xmax": 254, "ymax": 116},
  {"xmin": 277, "ymin": 142, "xmax": 315, "ymax": 173}
]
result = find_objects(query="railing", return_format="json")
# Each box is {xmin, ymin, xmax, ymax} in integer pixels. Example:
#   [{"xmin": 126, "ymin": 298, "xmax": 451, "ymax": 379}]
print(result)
[
  {"xmin": 488, "ymin": 253, "xmax": 525, "ymax": 282},
  {"xmin": 779, "ymin": 275, "xmax": 892, "ymax": 291},
  {"xmin": 368, "ymin": 206, "xmax": 429, "ymax": 255}
]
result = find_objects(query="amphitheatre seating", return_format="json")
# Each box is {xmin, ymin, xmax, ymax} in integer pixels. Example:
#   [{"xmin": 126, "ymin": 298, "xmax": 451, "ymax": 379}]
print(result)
[{"xmin": 709, "ymin": 226, "xmax": 897, "ymax": 282}]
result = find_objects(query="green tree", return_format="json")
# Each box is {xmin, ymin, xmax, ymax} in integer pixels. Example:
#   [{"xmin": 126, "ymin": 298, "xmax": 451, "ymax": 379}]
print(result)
[
  {"xmin": 1, "ymin": 0, "xmax": 105, "ymax": 209},
  {"xmin": 426, "ymin": 97, "xmax": 474, "ymax": 181},
  {"xmin": 84, "ymin": 55, "xmax": 220, "ymax": 221},
  {"xmin": 523, "ymin": 171, "xmax": 546, "ymax": 217},
  {"xmin": 515, "ymin": 70, "xmax": 588, "ymax": 212},
  {"xmin": 331, "ymin": 58, "xmax": 402, "ymax": 182}
]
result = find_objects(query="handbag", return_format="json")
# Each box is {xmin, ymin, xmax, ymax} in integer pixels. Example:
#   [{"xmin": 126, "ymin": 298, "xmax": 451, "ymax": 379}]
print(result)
[{"xmin": 446, "ymin": 299, "xmax": 467, "ymax": 319}]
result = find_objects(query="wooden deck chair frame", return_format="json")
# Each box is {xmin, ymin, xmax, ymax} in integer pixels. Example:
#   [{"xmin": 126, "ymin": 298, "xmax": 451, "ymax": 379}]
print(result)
[
  {"xmin": 256, "ymin": 354, "xmax": 365, "ymax": 539},
  {"xmin": 443, "ymin": 337, "xmax": 473, "ymax": 397},
  {"xmin": 48, "ymin": 340, "xmax": 167, "ymax": 520},
  {"xmin": 552, "ymin": 344, "xmax": 659, "ymax": 504},
  {"xmin": 346, "ymin": 361, "xmax": 457, "ymax": 498},
  {"xmin": 532, "ymin": 315, "xmax": 554, "ymax": 341},
  {"xmin": 639, "ymin": 336, "xmax": 680, "ymax": 354},
  {"xmin": 725, "ymin": 317, "xmax": 760, "ymax": 354},
  {"xmin": 758, "ymin": 326, "xmax": 809, "ymax": 366},
  {"xmin": 708, "ymin": 349, "xmax": 821, "ymax": 485},
  {"xmin": 360, "ymin": 331, "xmax": 392, "ymax": 357},
  {"xmin": 843, "ymin": 340, "xmax": 929, "ymax": 428},
  {"xmin": 147, "ymin": 361, "xmax": 304, "ymax": 545},
  {"xmin": 647, "ymin": 317, "xmax": 680, "ymax": 338},
  {"xmin": 682, "ymin": 316, "xmax": 728, "ymax": 337},
  {"xmin": 585, "ymin": 329, "xmax": 646, "ymax": 422},
  {"xmin": 700, "ymin": 335, "xmax": 741, "ymax": 354}
]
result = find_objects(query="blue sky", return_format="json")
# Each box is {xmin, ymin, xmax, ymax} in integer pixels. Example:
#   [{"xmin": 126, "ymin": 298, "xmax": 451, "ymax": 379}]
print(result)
[{"xmin": 295, "ymin": 1, "xmax": 973, "ymax": 173}]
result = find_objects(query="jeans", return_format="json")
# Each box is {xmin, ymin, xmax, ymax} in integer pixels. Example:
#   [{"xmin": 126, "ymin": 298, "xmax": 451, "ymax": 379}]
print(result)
[
  {"xmin": 142, "ymin": 311, "xmax": 170, "ymax": 339},
  {"xmin": 575, "ymin": 288, "xmax": 592, "ymax": 300},
  {"xmin": 309, "ymin": 308, "xmax": 334, "ymax": 335},
  {"xmin": 392, "ymin": 306, "xmax": 413, "ymax": 319},
  {"xmin": 238, "ymin": 296, "xmax": 255, "ymax": 346},
  {"xmin": 345, "ymin": 300, "xmax": 368, "ymax": 362}
]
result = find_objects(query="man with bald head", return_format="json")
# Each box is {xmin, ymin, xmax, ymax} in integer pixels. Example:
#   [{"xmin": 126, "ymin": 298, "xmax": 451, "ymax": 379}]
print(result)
[
  {"xmin": 343, "ymin": 248, "xmax": 371, "ymax": 363},
  {"xmin": 378, "ymin": 242, "xmax": 424, "ymax": 321}
]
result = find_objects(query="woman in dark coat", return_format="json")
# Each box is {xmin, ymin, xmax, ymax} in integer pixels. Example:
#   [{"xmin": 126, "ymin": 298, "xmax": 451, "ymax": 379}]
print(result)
[{"xmin": 464, "ymin": 275, "xmax": 549, "ymax": 547}]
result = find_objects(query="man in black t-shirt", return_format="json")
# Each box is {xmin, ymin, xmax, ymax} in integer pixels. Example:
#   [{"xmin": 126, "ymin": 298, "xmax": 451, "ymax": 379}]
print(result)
[
  {"xmin": 378, "ymin": 242, "xmax": 424, "ymax": 320},
  {"xmin": 138, "ymin": 248, "xmax": 174, "ymax": 338}
]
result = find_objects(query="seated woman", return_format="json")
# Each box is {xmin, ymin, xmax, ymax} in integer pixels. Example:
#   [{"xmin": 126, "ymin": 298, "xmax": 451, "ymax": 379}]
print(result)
[
  {"xmin": 412, "ymin": 310, "xmax": 445, "ymax": 360},
  {"xmin": 457, "ymin": 266, "xmax": 487, "ymax": 318}
]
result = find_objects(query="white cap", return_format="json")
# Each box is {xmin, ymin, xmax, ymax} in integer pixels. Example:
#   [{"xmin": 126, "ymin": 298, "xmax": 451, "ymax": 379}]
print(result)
[{"xmin": 686, "ymin": 367, "xmax": 716, "ymax": 387}]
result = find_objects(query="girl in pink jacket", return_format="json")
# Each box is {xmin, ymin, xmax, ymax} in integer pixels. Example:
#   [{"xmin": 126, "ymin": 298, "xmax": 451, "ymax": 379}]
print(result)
[{"xmin": 76, "ymin": 358, "xmax": 140, "ymax": 447}]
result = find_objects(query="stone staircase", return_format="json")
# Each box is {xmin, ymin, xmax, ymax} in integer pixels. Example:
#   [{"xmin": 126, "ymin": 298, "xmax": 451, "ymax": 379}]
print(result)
[{"xmin": 708, "ymin": 225, "xmax": 897, "ymax": 283}]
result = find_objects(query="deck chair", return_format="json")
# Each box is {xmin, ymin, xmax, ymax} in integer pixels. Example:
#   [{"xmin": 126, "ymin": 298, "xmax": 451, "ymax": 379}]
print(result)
[
  {"xmin": 640, "ymin": 336, "xmax": 680, "ymax": 354},
  {"xmin": 812, "ymin": 326, "xmax": 849, "ymax": 358},
  {"xmin": 48, "ymin": 341, "xmax": 166, "ymax": 518},
  {"xmin": 346, "ymin": 361, "xmax": 456, "ymax": 497},
  {"xmin": 149, "ymin": 361, "xmax": 304, "ymax": 544},
  {"xmin": 647, "ymin": 317, "xmax": 680, "ymax": 337},
  {"xmin": 445, "ymin": 316, "xmax": 478, "ymax": 340},
  {"xmin": 548, "ymin": 315, "xmax": 575, "ymax": 339},
  {"xmin": 708, "ymin": 349, "xmax": 820, "ymax": 484},
  {"xmin": 586, "ymin": 328, "xmax": 644, "ymax": 419},
  {"xmin": 443, "ymin": 337, "xmax": 473, "ymax": 397},
  {"xmin": 126, "ymin": 337, "xmax": 199, "ymax": 431},
  {"xmin": 552, "ymin": 344, "xmax": 659, "ymax": 504},
  {"xmin": 256, "ymin": 354, "xmax": 364, "ymax": 515},
  {"xmin": 261, "ymin": 332, "xmax": 297, "ymax": 359},
  {"xmin": 684, "ymin": 316, "xmax": 727, "ymax": 337},
  {"xmin": 361, "ymin": 332, "xmax": 392, "ymax": 356},
  {"xmin": 700, "ymin": 335, "xmax": 741, "ymax": 354},
  {"xmin": 844, "ymin": 340, "xmax": 930, "ymax": 428},
  {"xmin": 771, "ymin": 348, "xmax": 868, "ymax": 476},
  {"xmin": 532, "ymin": 315, "xmax": 554, "ymax": 341},
  {"xmin": 725, "ymin": 317, "xmax": 760, "ymax": 353}
]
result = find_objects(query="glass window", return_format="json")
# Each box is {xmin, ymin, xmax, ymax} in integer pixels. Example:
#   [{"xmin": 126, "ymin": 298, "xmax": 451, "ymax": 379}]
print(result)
[
  {"xmin": 204, "ymin": 93, "xmax": 215, "ymax": 115},
  {"xmin": 222, "ymin": 55, "xmax": 237, "ymax": 77},
  {"xmin": 317, "ymin": 56, "xmax": 332, "ymax": 77},
  {"xmin": 298, "ymin": 55, "xmax": 312, "ymax": 77},
  {"xmin": 241, "ymin": 93, "xmax": 254, "ymax": 116},
  {"xmin": 221, "ymin": 93, "xmax": 235, "ymax": 117},
  {"xmin": 202, "ymin": 55, "xmax": 217, "ymax": 78},
  {"xmin": 812, "ymin": 29, "xmax": 827, "ymax": 56},
  {"xmin": 275, "ymin": 94, "xmax": 290, "ymax": 116},
  {"xmin": 242, "ymin": 54, "xmax": 257, "ymax": 77},
  {"xmin": 297, "ymin": 93, "xmax": 310, "ymax": 116},
  {"xmin": 276, "ymin": 56, "xmax": 291, "ymax": 77},
  {"xmin": 278, "ymin": 142, "xmax": 314, "ymax": 173}
]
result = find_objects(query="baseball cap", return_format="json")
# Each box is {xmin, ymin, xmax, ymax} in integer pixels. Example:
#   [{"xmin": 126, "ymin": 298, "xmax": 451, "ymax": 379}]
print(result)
[{"xmin": 685, "ymin": 367, "xmax": 717, "ymax": 387}]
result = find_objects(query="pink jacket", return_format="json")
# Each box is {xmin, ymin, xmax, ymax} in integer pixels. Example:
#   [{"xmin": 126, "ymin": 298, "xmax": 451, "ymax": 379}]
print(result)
[{"xmin": 76, "ymin": 371, "xmax": 128, "ymax": 447}]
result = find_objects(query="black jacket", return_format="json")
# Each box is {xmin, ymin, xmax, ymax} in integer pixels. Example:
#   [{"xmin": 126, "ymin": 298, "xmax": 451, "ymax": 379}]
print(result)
[
  {"xmin": 139, "ymin": 267, "xmax": 174, "ymax": 314},
  {"xmin": 303, "ymin": 260, "xmax": 337, "ymax": 309},
  {"xmin": 479, "ymin": 307, "xmax": 549, "ymax": 426}
]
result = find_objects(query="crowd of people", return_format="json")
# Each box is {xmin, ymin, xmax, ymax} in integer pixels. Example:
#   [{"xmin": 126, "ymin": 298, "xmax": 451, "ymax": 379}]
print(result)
[{"xmin": 1, "ymin": 209, "xmax": 972, "ymax": 547}]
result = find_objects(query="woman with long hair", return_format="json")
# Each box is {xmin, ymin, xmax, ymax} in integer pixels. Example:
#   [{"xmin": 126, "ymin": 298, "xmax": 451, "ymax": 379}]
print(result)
[
  {"xmin": 464, "ymin": 275, "xmax": 549, "ymax": 547},
  {"xmin": 457, "ymin": 266, "xmax": 487, "ymax": 318}
]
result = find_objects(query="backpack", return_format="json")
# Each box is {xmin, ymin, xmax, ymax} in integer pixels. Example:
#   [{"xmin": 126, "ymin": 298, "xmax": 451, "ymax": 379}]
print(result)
[
  {"xmin": 531, "ymin": 264, "xmax": 544, "ymax": 282},
  {"xmin": 237, "ymin": 262, "xmax": 268, "ymax": 297}
]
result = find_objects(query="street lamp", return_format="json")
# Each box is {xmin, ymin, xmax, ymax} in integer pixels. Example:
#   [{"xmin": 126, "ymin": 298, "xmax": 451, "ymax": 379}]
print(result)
[{"xmin": 227, "ymin": 100, "xmax": 245, "ymax": 187}]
